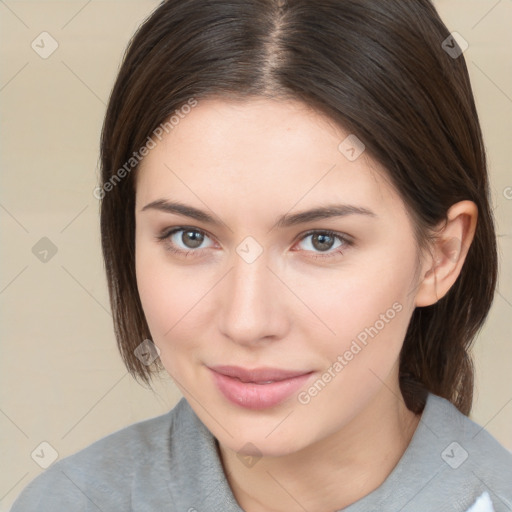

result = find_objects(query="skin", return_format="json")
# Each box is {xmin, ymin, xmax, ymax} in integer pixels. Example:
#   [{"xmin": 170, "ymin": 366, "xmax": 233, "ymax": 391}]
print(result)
[{"xmin": 134, "ymin": 97, "xmax": 477, "ymax": 511}]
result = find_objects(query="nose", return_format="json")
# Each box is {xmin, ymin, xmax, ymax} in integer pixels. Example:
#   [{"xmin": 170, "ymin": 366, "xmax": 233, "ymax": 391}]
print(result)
[{"xmin": 217, "ymin": 248, "xmax": 290, "ymax": 347}]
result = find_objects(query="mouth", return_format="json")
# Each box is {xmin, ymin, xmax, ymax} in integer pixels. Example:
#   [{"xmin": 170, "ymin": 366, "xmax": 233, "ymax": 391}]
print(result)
[
  {"xmin": 208, "ymin": 365, "xmax": 314, "ymax": 410},
  {"xmin": 209, "ymin": 365, "xmax": 311, "ymax": 383}
]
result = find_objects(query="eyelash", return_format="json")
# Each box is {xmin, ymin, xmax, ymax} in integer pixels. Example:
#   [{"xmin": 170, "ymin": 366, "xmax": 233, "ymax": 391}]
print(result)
[{"xmin": 156, "ymin": 227, "xmax": 353, "ymax": 260}]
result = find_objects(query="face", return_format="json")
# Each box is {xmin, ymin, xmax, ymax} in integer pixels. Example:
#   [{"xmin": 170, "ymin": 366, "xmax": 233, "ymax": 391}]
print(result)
[{"xmin": 134, "ymin": 97, "xmax": 425, "ymax": 457}]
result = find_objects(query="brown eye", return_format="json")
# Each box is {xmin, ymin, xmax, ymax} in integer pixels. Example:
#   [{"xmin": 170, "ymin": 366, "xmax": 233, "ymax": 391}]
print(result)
[
  {"xmin": 295, "ymin": 230, "xmax": 353, "ymax": 260},
  {"xmin": 157, "ymin": 227, "xmax": 214, "ymax": 257},
  {"xmin": 180, "ymin": 230, "xmax": 204, "ymax": 249},
  {"xmin": 311, "ymin": 233, "xmax": 336, "ymax": 252}
]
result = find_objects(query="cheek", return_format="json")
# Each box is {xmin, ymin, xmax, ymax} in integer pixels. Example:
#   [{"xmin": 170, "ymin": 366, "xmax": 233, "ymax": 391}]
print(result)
[
  {"xmin": 135, "ymin": 242, "xmax": 192, "ymax": 345},
  {"xmin": 135, "ymin": 240, "xmax": 220, "ymax": 379},
  {"xmin": 136, "ymin": 265, "xmax": 192, "ymax": 380},
  {"xmin": 298, "ymin": 245, "xmax": 418, "ymax": 372},
  {"xmin": 292, "ymin": 265, "xmax": 416, "ymax": 420}
]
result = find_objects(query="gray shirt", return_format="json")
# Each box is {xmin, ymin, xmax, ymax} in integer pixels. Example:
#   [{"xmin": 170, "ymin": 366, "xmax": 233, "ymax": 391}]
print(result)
[{"xmin": 9, "ymin": 392, "xmax": 512, "ymax": 511}]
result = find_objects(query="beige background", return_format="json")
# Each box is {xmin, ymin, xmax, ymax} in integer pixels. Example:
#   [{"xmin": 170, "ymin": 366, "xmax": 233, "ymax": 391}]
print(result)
[{"xmin": 1, "ymin": 1, "xmax": 511, "ymax": 509}]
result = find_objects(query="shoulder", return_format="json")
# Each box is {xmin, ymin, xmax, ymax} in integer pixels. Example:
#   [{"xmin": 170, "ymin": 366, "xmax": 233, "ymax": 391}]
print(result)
[
  {"xmin": 346, "ymin": 392, "xmax": 512, "ymax": 512},
  {"xmin": 9, "ymin": 398, "xmax": 191, "ymax": 511},
  {"xmin": 427, "ymin": 393, "xmax": 512, "ymax": 472},
  {"xmin": 409, "ymin": 393, "xmax": 512, "ymax": 510}
]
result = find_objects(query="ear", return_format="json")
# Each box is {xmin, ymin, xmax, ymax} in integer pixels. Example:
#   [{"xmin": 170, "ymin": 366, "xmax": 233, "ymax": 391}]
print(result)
[{"xmin": 414, "ymin": 200, "xmax": 478, "ymax": 307}]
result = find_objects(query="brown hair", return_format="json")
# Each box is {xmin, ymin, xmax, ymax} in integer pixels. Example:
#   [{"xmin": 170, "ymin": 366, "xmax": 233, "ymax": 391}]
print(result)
[{"xmin": 99, "ymin": 0, "xmax": 498, "ymax": 415}]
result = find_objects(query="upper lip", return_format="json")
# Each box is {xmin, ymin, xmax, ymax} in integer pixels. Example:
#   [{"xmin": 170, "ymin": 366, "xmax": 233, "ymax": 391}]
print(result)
[{"xmin": 209, "ymin": 365, "xmax": 312, "ymax": 384}]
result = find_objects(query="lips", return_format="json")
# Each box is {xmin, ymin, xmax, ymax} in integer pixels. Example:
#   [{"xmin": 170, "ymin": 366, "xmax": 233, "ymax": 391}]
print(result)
[
  {"xmin": 209, "ymin": 365, "xmax": 310, "ymax": 384},
  {"xmin": 208, "ymin": 365, "xmax": 314, "ymax": 410}
]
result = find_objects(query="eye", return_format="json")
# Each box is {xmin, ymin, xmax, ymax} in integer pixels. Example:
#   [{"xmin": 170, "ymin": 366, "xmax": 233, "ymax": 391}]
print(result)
[
  {"xmin": 156, "ymin": 227, "xmax": 353, "ymax": 260},
  {"xmin": 156, "ymin": 227, "xmax": 215, "ymax": 257},
  {"xmin": 294, "ymin": 230, "xmax": 353, "ymax": 259}
]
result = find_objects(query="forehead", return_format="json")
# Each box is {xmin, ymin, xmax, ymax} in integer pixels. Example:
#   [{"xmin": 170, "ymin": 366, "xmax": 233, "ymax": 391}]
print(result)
[{"xmin": 135, "ymin": 98, "xmax": 406, "ymax": 224}]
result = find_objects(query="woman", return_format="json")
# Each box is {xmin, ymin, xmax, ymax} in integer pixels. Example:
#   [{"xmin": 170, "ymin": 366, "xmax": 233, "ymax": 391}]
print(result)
[{"xmin": 11, "ymin": 0, "xmax": 512, "ymax": 510}]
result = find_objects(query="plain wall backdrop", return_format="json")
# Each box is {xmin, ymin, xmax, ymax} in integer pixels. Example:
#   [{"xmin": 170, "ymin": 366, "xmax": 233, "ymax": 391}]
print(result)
[{"xmin": 1, "ymin": 1, "xmax": 511, "ymax": 509}]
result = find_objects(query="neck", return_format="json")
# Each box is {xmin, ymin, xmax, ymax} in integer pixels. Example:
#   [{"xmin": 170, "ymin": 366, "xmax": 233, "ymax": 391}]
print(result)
[{"xmin": 218, "ymin": 382, "xmax": 422, "ymax": 512}]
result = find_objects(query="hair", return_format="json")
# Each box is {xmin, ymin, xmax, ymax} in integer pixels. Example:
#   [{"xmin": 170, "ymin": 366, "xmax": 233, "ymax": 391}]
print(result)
[{"xmin": 99, "ymin": 0, "xmax": 498, "ymax": 416}]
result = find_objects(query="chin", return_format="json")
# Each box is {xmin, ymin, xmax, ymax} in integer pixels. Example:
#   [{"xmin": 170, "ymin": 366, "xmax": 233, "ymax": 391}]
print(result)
[{"xmin": 213, "ymin": 416, "xmax": 314, "ymax": 458}]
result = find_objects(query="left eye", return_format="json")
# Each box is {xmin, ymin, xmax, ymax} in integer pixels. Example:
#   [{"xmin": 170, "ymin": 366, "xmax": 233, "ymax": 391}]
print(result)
[{"xmin": 296, "ymin": 231, "xmax": 346, "ymax": 254}]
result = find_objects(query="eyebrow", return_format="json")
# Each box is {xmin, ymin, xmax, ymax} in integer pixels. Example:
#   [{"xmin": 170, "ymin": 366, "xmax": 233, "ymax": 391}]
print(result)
[{"xmin": 140, "ymin": 199, "xmax": 377, "ymax": 228}]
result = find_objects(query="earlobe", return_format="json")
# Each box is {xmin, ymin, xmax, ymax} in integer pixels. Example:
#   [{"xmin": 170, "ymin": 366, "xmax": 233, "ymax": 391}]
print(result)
[{"xmin": 414, "ymin": 201, "xmax": 478, "ymax": 307}]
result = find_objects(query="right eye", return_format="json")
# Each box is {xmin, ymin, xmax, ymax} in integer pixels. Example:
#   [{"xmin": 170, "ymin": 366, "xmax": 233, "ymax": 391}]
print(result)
[{"xmin": 156, "ymin": 227, "xmax": 216, "ymax": 257}]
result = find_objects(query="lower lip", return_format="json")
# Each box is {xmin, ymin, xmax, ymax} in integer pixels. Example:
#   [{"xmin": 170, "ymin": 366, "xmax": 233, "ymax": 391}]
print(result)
[{"xmin": 209, "ymin": 369, "xmax": 314, "ymax": 410}]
